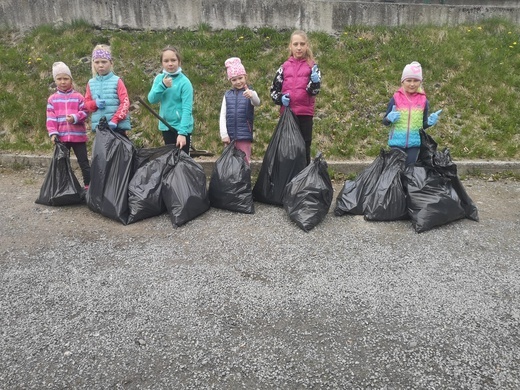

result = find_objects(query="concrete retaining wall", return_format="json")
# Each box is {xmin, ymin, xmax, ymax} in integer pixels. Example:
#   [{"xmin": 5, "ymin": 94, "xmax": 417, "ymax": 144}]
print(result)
[
  {"xmin": 345, "ymin": 0, "xmax": 518, "ymax": 5},
  {"xmin": 0, "ymin": 1, "xmax": 518, "ymax": 33}
]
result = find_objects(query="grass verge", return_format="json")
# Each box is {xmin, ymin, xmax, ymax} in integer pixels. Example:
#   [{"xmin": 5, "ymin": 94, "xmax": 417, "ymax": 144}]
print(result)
[{"xmin": 0, "ymin": 19, "xmax": 518, "ymax": 160}]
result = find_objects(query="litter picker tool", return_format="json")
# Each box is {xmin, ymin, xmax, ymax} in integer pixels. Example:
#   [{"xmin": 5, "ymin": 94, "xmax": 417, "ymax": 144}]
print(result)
[{"xmin": 136, "ymin": 96, "xmax": 214, "ymax": 157}]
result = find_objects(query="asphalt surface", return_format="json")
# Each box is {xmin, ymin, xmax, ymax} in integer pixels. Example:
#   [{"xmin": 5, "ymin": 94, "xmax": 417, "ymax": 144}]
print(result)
[{"xmin": 1, "ymin": 162, "xmax": 520, "ymax": 389}]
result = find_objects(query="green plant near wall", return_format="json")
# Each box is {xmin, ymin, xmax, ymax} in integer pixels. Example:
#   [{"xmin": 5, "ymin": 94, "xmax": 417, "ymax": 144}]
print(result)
[{"xmin": 0, "ymin": 19, "xmax": 518, "ymax": 160}]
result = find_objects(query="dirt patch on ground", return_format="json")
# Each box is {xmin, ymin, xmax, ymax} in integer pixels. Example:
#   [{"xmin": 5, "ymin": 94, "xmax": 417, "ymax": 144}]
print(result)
[{"xmin": 2, "ymin": 165, "xmax": 520, "ymax": 254}]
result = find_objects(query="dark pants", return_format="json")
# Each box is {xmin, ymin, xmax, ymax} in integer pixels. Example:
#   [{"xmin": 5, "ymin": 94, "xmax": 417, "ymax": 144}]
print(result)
[
  {"xmin": 162, "ymin": 129, "xmax": 191, "ymax": 155},
  {"xmin": 63, "ymin": 141, "xmax": 90, "ymax": 186},
  {"xmin": 392, "ymin": 146, "xmax": 420, "ymax": 166},
  {"xmin": 294, "ymin": 115, "xmax": 313, "ymax": 165}
]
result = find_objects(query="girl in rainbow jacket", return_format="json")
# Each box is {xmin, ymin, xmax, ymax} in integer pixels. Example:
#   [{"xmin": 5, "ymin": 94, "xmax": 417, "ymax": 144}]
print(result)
[{"xmin": 383, "ymin": 61, "xmax": 442, "ymax": 166}]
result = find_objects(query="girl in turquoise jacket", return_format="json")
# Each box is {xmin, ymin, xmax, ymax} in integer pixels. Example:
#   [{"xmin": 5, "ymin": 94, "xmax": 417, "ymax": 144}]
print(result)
[
  {"xmin": 148, "ymin": 46, "xmax": 194, "ymax": 154},
  {"xmin": 85, "ymin": 44, "xmax": 131, "ymax": 136}
]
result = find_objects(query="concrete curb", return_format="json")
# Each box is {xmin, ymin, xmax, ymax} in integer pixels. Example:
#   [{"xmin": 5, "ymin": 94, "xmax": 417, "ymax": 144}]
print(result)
[{"xmin": 1, "ymin": 152, "xmax": 519, "ymax": 177}]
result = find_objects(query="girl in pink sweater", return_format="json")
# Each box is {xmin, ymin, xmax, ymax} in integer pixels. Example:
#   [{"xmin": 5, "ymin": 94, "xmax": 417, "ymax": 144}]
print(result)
[{"xmin": 46, "ymin": 62, "xmax": 90, "ymax": 188}]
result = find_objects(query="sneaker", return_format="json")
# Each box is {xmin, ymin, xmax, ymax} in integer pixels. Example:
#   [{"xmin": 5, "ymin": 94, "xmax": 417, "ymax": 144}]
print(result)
[{"xmin": 84, "ymin": 185, "xmax": 89, "ymax": 191}]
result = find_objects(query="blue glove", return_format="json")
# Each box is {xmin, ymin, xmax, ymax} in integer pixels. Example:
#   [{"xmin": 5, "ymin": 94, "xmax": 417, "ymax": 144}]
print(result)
[
  {"xmin": 387, "ymin": 105, "xmax": 401, "ymax": 123},
  {"xmin": 95, "ymin": 98, "xmax": 105, "ymax": 109},
  {"xmin": 281, "ymin": 94, "xmax": 290, "ymax": 107},
  {"xmin": 108, "ymin": 121, "xmax": 117, "ymax": 130},
  {"xmin": 427, "ymin": 109, "xmax": 442, "ymax": 126},
  {"xmin": 310, "ymin": 65, "xmax": 319, "ymax": 83}
]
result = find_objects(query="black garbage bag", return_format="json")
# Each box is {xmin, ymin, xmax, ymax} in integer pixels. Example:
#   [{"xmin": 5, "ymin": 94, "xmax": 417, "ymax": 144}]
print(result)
[
  {"xmin": 282, "ymin": 152, "xmax": 333, "ymax": 232},
  {"xmin": 449, "ymin": 174, "xmax": 479, "ymax": 222},
  {"xmin": 133, "ymin": 144, "xmax": 176, "ymax": 172},
  {"xmin": 35, "ymin": 141, "xmax": 85, "ymax": 206},
  {"xmin": 405, "ymin": 165, "xmax": 466, "ymax": 233},
  {"xmin": 419, "ymin": 129, "xmax": 479, "ymax": 222},
  {"xmin": 86, "ymin": 118, "xmax": 135, "ymax": 224},
  {"xmin": 209, "ymin": 141, "xmax": 254, "ymax": 214},
  {"xmin": 161, "ymin": 149, "xmax": 210, "ymax": 228},
  {"xmin": 364, "ymin": 148, "xmax": 408, "ymax": 221},
  {"xmin": 334, "ymin": 149, "xmax": 386, "ymax": 216},
  {"xmin": 253, "ymin": 107, "xmax": 307, "ymax": 206},
  {"xmin": 126, "ymin": 145, "xmax": 177, "ymax": 224},
  {"xmin": 418, "ymin": 129, "xmax": 440, "ymax": 168}
]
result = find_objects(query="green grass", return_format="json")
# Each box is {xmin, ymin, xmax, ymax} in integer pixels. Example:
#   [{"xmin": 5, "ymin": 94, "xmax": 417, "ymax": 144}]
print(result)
[{"xmin": 0, "ymin": 19, "xmax": 518, "ymax": 160}]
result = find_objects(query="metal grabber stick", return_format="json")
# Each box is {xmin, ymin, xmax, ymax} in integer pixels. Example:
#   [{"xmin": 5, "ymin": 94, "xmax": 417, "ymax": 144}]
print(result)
[{"xmin": 135, "ymin": 96, "xmax": 214, "ymax": 157}]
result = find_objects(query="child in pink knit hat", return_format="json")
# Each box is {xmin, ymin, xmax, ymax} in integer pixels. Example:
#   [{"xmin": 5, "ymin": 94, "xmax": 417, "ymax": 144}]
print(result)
[
  {"xmin": 219, "ymin": 57, "xmax": 260, "ymax": 164},
  {"xmin": 382, "ymin": 61, "xmax": 442, "ymax": 166},
  {"xmin": 46, "ymin": 62, "xmax": 91, "ymax": 188}
]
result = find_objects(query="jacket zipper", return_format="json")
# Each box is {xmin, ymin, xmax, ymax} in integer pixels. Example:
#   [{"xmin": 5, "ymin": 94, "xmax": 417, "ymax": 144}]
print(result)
[{"xmin": 406, "ymin": 106, "xmax": 411, "ymax": 148}]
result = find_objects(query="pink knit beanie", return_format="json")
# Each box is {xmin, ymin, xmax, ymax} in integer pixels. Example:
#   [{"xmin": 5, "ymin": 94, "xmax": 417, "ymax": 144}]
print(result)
[
  {"xmin": 225, "ymin": 57, "xmax": 246, "ymax": 80},
  {"xmin": 52, "ymin": 61, "xmax": 72, "ymax": 80},
  {"xmin": 401, "ymin": 61, "xmax": 423, "ymax": 82}
]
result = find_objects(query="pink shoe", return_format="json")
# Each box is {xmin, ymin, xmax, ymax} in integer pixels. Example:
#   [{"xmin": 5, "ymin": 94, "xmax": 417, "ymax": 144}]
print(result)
[{"xmin": 84, "ymin": 185, "xmax": 89, "ymax": 190}]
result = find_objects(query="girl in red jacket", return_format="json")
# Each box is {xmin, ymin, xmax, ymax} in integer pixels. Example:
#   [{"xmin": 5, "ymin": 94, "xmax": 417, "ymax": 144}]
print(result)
[{"xmin": 270, "ymin": 30, "xmax": 321, "ymax": 165}]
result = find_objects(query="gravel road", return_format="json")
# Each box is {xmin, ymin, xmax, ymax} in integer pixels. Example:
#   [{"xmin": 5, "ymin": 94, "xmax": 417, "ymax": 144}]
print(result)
[{"xmin": 1, "ymin": 166, "xmax": 519, "ymax": 389}]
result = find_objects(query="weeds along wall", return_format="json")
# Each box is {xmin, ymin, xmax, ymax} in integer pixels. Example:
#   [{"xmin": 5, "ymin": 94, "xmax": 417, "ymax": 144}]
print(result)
[{"xmin": 1, "ymin": 0, "xmax": 519, "ymax": 32}]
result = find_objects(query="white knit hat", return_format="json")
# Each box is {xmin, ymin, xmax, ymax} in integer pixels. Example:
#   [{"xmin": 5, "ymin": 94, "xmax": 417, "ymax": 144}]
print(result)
[
  {"xmin": 401, "ymin": 61, "xmax": 422, "ymax": 82},
  {"xmin": 52, "ymin": 61, "xmax": 72, "ymax": 80}
]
